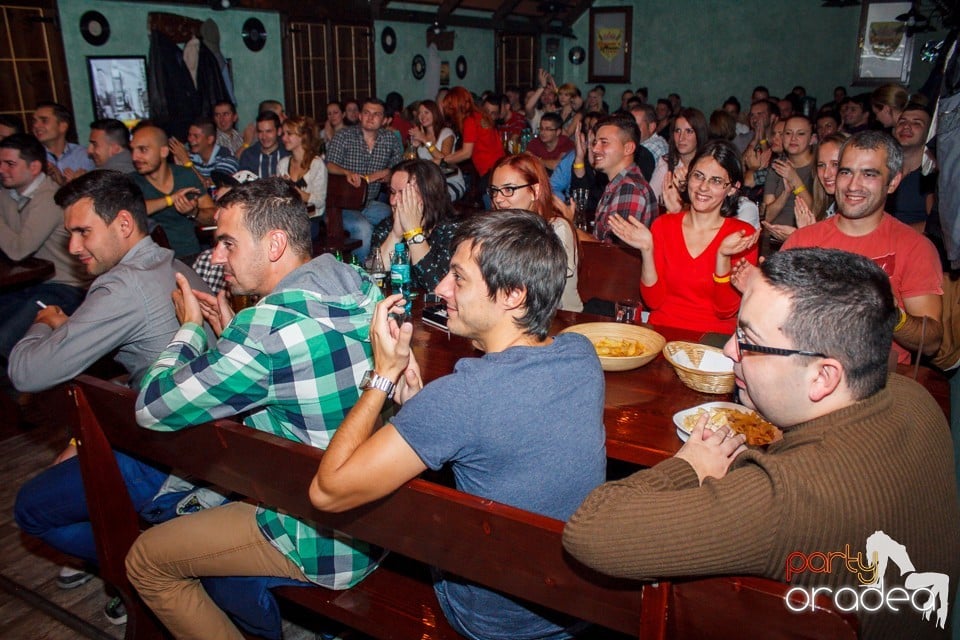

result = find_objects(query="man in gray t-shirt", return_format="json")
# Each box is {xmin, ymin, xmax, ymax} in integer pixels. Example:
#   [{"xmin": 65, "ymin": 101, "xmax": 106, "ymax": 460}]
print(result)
[{"xmin": 310, "ymin": 210, "xmax": 607, "ymax": 640}]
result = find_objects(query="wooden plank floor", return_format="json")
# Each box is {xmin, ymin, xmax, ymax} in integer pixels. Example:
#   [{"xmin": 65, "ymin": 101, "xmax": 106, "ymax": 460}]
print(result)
[{"xmin": 0, "ymin": 390, "xmax": 357, "ymax": 640}]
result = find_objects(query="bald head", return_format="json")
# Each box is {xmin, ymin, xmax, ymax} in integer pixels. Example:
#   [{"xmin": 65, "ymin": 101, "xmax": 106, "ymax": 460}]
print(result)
[{"xmin": 130, "ymin": 125, "xmax": 170, "ymax": 176}]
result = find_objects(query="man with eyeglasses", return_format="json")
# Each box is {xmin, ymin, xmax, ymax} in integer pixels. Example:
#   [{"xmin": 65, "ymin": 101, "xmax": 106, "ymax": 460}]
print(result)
[
  {"xmin": 326, "ymin": 97, "xmax": 403, "ymax": 262},
  {"xmin": 590, "ymin": 114, "xmax": 657, "ymax": 243},
  {"xmin": 783, "ymin": 130, "xmax": 943, "ymax": 365},
  {"xmin": 564, "ymin": 248, "xmax": 960, "ymax": 640},
  {"xmin": 524, "ymin": 113, "xmax": 574, "ymax": 174}
]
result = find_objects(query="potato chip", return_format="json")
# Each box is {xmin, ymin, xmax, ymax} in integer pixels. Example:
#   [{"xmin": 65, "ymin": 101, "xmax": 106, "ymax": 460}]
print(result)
[
  {"xmin": 593, "ymin": 337, "xmax": 645, "ymax": 358},
  {"xmin": 682, "ymin": 407, "xmax": 781, "ymax": 446}
]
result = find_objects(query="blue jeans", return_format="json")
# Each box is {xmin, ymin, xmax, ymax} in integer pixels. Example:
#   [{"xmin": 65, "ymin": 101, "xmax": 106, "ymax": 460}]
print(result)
[
  {"xmin": 0, "ymin": 282, "xmax": 85, "ymax": 358},
  {"xmin": 342, "ymin": 200, "xmax": 392, "ymax": 262},
  {"xmin": 14, "ymin": 451, "xmax": 168, "ymax": 564}
]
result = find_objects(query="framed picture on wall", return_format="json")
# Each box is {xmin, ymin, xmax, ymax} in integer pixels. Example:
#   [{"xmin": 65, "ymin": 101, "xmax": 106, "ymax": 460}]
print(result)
[
  {"xmin": 853, "ymin": 1, "xmax": 914, "ymax": 85},
  {"xmin": 588, "ymin": 7, "xmax": 632, "ymax": 84},
  {"xmin": 86, "ymin": 56, "xmax": 150, "ymax": 125}
]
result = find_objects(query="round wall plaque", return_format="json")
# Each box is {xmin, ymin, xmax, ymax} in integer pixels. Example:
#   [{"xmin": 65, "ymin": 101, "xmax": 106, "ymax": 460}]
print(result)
[
  {"xmin": 242, "ymin": 18, "xmax": 267, "ymax": 52},
  {"xmin": 381, "ymin": 27, "xmax": 397, "ymax": 54},
  {"xmin": 568, "ymin": 46, "xmax": 585, "ymax": 65},
  {"xmin": 412, "ymin": 54, "xmax": 426, "ymax": 80},
  {"xmin": 80, "ymin": 11, "xmax": 110, "ymax": 47}
]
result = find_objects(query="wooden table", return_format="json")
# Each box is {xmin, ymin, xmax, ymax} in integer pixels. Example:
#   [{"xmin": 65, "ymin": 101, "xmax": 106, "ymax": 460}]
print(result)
[
  {"xmin": 409, "ymin": 305, "xmax": 950, "ymax": 468},
  {"xmin": 0, "ymin": 256, "xmax": 54, "ymax": 289}
]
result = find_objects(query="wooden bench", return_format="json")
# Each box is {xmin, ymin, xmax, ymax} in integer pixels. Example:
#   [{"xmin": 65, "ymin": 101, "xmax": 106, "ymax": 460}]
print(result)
[{"xmin": 67, "ymin": 375, "xmax": 858, "ymax": 640}]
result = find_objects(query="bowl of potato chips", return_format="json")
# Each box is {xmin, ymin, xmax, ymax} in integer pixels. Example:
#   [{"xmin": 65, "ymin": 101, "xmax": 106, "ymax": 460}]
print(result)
[{"xmin": 560, "ymin": 322, "xmax": 666, "ymax": 371}]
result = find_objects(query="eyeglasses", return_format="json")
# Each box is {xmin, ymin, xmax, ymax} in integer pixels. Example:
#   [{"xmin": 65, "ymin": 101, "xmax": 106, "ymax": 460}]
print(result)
[
  {"xmin": 540, "ymin": 127, "xmax": 560, "ymax": 132},
  {"xmin": 735, "ymin": 327, "xmax": 827, "ymax": 359},
  {"xmin": 688, "ymin": 170, "xmax": 731, "ymax": 190},
  {"xmin": 487, "ymin": 183, "xmax": 536, "ymax": 198}
]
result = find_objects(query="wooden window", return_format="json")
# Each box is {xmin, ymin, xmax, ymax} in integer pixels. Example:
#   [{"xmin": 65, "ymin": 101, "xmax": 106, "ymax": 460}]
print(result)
[
  {"xmin": 0, "ymin": 3, "xmax": 69, "ymax": 133},
  {"xmin": 497, "ymin": 33, "xmax": 536, "ymax": 92},
  {"xmin": 333, "ymin": 24, "xmax": 373, "ymax": 103}
]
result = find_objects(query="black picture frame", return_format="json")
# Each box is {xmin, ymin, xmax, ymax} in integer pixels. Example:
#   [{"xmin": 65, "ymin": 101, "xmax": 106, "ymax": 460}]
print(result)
[
  {"xmin": 588, "ymin": 7, "xmax": 632, "ymax": 83},
  {"xmin": 86, "ymin": 56, "xmax": 150, "ymax": 124}
]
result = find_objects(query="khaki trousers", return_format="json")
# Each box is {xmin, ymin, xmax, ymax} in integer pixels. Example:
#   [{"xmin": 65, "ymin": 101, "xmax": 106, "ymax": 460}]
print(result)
[{"xmin": 126, "ymin": 502, "xmax": 306, "ymax": 640}]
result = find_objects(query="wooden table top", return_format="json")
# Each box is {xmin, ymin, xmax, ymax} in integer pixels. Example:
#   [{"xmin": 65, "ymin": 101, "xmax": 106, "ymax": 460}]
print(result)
[
  {"xmin": 409, "ymin": 304, "xmax": 950, "ymax": 469},
  {"xmin": 0, "ymin": 256, "xmax": 54, "ymax": 290}
]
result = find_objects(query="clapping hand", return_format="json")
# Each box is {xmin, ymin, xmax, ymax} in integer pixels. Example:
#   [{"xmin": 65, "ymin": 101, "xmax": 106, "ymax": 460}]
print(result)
[
  {"xmin": 168, "ymin": 138, "xmax": 192, "ymax": 166},
  {"xmin": 171, "ymin": 272, "xmax": 204, "ymax": 326},
  {"xmin": 718, "ymin": 229, "xmax": 760, "ymax": 258},
  {"xmin": 731, "ymin": 257, "xmax": 761, "ymax": 293},
  {"xmin": 794, "ymin": 196, "xmax": 817, "ymax": 228},
  {"xmin": 370, "ymin": 294, "xmax": 413, "ymax": 382},
  {"xmin": 194, "ymin": 288, "xmax": 235, "ymax": 337},
  {"xmin": 609, "ymin": 214, "xmax": 653, "ymax": 252},
  {"xmin": 761, "ymin": 221, "xmax": 797, "ymax": 242}
]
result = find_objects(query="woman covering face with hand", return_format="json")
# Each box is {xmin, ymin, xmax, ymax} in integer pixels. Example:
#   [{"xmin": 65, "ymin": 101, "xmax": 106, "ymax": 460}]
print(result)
[
  {"xmin": 369, "ymin": 159, "xmax": 461, "ymax": 291},
  {"xmin": 611, "ymin": 140, "xmax": 759, "ymax": 333}
]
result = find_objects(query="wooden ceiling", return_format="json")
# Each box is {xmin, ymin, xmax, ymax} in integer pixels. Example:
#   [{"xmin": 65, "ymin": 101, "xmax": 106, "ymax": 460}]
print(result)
[{"xmin": 227, "ymin": 0, "xmax": 589, "ymax": 35}]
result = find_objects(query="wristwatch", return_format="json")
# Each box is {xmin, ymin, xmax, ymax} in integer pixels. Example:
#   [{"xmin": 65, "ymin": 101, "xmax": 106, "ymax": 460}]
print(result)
[
  {"xmin": 425, "ymin": 140, "xmax": 434, "ymax": 150},
  {"xmin": 360, "ymin": 370, "xmax": 396, "ymax": 398},
  {"xmin": 406, "ymin": 231, "xmax": 426, "ymax": 244}
]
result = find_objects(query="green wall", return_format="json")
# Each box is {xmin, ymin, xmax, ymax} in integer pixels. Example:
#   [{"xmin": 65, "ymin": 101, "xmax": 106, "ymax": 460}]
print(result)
[
  {"xmin": 374, "ymin": 20, "xmax": 496, "ymax": 102},
  {"xmin": 57, "ymin": 0, "xmax": 283, "ymax": 141}
]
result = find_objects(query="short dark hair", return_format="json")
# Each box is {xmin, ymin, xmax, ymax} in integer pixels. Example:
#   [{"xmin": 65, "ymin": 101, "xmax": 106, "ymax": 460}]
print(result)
[
  {"xmin": 689, "ymin": 139, "xmax": 743, "ymax": 217},
  {"xmin": 363, "ymin": 98, "xmax": 387, "ymax": 112},
  {"xmin": 451, "ymin": 209, "xmax": 566, "ymax": 339},
  {"xmin": 35, "ymin": 101, "xmax": 72, "ymax": 125},
  {"xmin": 752, "ymin": 85, "xmax": 770, "ymax": 96},
  {"xmin": 631, "ymin": 103, "xmax": 657, "ymax": 126},
  {"xmin": 635, "ymin": 87, "xmax": 648, "ymax": 101},
  {"xmin": 258, "ymin": 100, "xmax": 283, "ymax": 113},
  {"xmin": 255, "ymin": 110, "xmax": 282, "ymax": 128},
  {"xmin": 816, "ymin": 110, "xmax": 841, "ymax": 128},
  {"xmin": 384, "ymin": 92, "xmax": 404, "ymax": 118},
  {"xmin": 190, "ymin": 119, "xmax": 217, "ymax": 138},
  {"xmin": 216, "ymin": 177, "xmax": 312, "ymax": 258},
  {"xmin": 54, "ymin": 169, "xmax": 148, "ymax": 233},
  {"xmin": 839, "ymin": 130, "xmax": 903, "ymax": 178},
  {"xmin": 90, "ymin": 119, "xmax": 131, "ymax": 149},
  {"xmin": 213, "ymin": 100, "xmax": 236, "ymax": 114},
  {"xmin": 595, "ymin": 113, "xmax": 640, "ymax": 147},
  {"xmin": 0, "ymin": 114, "xmax": 24, "ymax": 134},
  {"xmin": 723, "ymin": 96, "xmax": 741, "ymax": 113},
  {"xmin": 761, "ymin": 248, "xmax": 897, "ymax": 399},
  {"xmin": 0, "ymin": 133, "xmax": 46, "ymax": 171},
  {"xmin": 540, "ymin": 112, "xmax": 563, "ymax": 130}
]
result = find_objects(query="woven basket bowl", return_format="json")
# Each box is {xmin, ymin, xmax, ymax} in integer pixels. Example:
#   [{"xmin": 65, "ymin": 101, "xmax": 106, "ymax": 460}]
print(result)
[
  {"xmin": 662, "ymin": 341, "xmax": 736, "ymax": 394},
  {"xmin": 561, "ymin": 322, "xmax": 666, "ymax": 372}
]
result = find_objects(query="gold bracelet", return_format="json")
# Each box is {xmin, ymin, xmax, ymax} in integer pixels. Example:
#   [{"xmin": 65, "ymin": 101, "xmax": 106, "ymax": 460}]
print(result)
[
  {"xmin": 893, "ymin": 308, "xmax": 908, "ymax": 332},
  {"xmin": 573, "ymin": 162, "xmax": 585, "ymax": 170},
  {"xmin": 165, "ymin": 195, "xmax": 174, "ymax": 207},
  {"xmin": 792, "ymin": 185, "xmax": 807, "ymax": 196},
  {"xmin": 713, "ymin": 273, "xmax": 731, "ymax": 284},
  {"xmin": 184, "ymin": 161, "xmax": 194, "ymax": 168},
  {"xmin": 402, "ymin": 227, "xmax": 424, "ymax": 240}
]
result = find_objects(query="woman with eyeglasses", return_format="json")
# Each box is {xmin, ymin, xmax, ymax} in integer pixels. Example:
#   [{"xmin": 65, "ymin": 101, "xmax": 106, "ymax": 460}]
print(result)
[
  {"xmin": 610, "ymin": 140, "xmax": 759, "ymax": 332},
  {"xmin": 488, "ymin": 153, "xmax": 583, "ymax": 311},
  {"xmin": 369, "ymin": 159, "xmax": 461, "ymax": 291}
]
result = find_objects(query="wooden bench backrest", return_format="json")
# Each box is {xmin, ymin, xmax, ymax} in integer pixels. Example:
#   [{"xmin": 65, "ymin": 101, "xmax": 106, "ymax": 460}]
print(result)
[
  {"xmin": 577, "ymin": 241, "xmax": 643, "ymax": 304},
  {"xmin": 323, "ymin": 174, "xmax": 367, "ymax": 249},
  {"xmin": 68, "ymin": 375, "xmax": 858, "ymax": 639}
]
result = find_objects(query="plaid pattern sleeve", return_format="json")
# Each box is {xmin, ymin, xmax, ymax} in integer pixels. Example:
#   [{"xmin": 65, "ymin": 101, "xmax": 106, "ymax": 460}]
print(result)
[
  {"xmin": 190, "ymin": 145, "xmax": 239, "ymax": 178},
  {"xmin": 593, "ymin": 164, "xmax": 658, "ymax": 243},
  {"xmin": 191, "ymin": 249, "xmax": 225, "ymax": 294},
  {"xmin": 326, "ymin": 128, "xmax": 403, "ymax": 201},
  {"xmin": 135, "ymin": 280, "xmax": 385, "ymax": 588}
]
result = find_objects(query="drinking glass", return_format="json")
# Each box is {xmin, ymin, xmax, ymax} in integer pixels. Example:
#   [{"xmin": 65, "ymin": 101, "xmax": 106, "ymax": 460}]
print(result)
[{"xmin": 615, "ymin": 299, "xmax": 641, "ymax": 324}]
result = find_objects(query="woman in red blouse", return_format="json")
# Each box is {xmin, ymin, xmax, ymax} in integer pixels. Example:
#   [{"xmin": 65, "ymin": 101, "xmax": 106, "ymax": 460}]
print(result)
[
  {"xmin": 610, "ymin": 140, "xmax": 759, "ymax": 333},
  {"xmin": 441, "ymin": 86, "xmax": 505, "ymax": 193}
]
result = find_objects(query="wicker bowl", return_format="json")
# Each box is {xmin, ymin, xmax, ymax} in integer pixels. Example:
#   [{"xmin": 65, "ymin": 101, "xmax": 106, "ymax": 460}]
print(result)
[
  {"xmin": 662, "ymin": 341, "xmax": 736, "ymax": 394},
  {"xmin": 561, "ymin": 322, "xmax": 666, "ymax": 372}
]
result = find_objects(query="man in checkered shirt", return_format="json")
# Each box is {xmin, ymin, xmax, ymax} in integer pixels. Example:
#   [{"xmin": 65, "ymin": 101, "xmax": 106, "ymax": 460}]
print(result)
[
  {"xmin": 325, "ymin": 97, "xmax": 403, "ymax": 262},
  {"xmin": 127, "ymin": 177, "xmax": 383, "ymax": 639},
  {"xmin": 591, "ymin": 114, "xmax": 658, "ymax": 243}
]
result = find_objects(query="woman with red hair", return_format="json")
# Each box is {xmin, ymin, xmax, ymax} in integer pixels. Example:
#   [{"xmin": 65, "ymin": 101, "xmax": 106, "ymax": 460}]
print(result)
[
  {"xmin": 489, "ymin": 153, "xmax": 583, "ymax": 311},
  {"xmin": 441, "ymin": 86, "xmax": 504, "ymax": 198}
]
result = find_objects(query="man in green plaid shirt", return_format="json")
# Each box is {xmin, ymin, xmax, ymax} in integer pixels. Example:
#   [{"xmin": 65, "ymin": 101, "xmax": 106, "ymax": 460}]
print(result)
[{"xmin": 126, "ymin": 178, "xmax": 383, "ymax": 639}]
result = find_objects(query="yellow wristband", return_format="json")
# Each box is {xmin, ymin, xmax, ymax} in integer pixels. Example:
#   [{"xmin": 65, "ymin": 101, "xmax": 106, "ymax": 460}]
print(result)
[
  {"xmin": 894, "ymin": 308, "xmax": 908, "ymax": 332},
  {"xmin": 759, "ymin": 139, "xmax": 768, "ymax": 146},
  {"xmin": 242, "ymin": 143, "xmax": 250, "ymax": 149},
  {"xmin": 792, "ymin": 185, "xmax": 807, "ymax": 196},
  {"xmin": 69, "ymin": 437, "xmax": 77, "ymax": 447},
  {"xmin": 573, "ymin": 162, "xmax": 586, "ymax": 170},
  {"xmin": 402, "ymin": 227, "xmax": 424, "ymax": 241},
  {"xmin": 713, "ymin": 273, "xmax": 731, "ymax": 284},
  {"xmin": 165, "ymin": 195, "xmax": 174, "ymax": 207},
  {"xmin": 184, "ymin": 161, "xmax": 194, "ymax": 168}
]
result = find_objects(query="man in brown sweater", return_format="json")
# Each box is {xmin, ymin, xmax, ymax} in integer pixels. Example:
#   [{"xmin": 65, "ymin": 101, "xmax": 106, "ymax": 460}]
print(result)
[{"xmin": 563, "ymin": 248, "xmax": 960, "ymax": 639}]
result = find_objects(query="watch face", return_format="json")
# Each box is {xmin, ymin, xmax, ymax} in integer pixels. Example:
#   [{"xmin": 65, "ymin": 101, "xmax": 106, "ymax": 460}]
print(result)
[{"xmin": 409, "ymin": 233, "xmax": 426, "ymax": 244}]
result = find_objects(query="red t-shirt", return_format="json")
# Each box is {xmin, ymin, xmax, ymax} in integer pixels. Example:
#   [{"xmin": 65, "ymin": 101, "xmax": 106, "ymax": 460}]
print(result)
[
  {"xmin": 526, "ymin": 135, "xmax": 575, "ymax": 163},
  {"xmin": 783, "ymin": 214, "xmax": 943, "ymax": 364},
  {"xmin": 462, "ymin": 112, "xmax": 505, "ymax": 177},
  {"xmin": 641, "ymin": 213, "xmax": 758, "ymax": 333}
]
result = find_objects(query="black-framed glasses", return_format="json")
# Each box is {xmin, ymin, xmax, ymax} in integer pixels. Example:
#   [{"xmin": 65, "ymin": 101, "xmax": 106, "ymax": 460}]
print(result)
[
  {"xmin": 487, "ymin": 183, "xmax": 536, "ymax": 198},
  {"xmin": 735, "ymin": 327, "xmax": 827, "ymax": 359}
]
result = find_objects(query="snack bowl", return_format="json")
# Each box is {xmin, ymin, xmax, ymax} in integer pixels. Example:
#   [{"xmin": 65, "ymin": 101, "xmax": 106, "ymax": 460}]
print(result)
[
  {"xmin": 662, "ymin": 341, "xmax": 735, "ymax": 394},
  {"xmin": 561, "ymin": 322, "xmax": 665, "ymax": 372}
]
